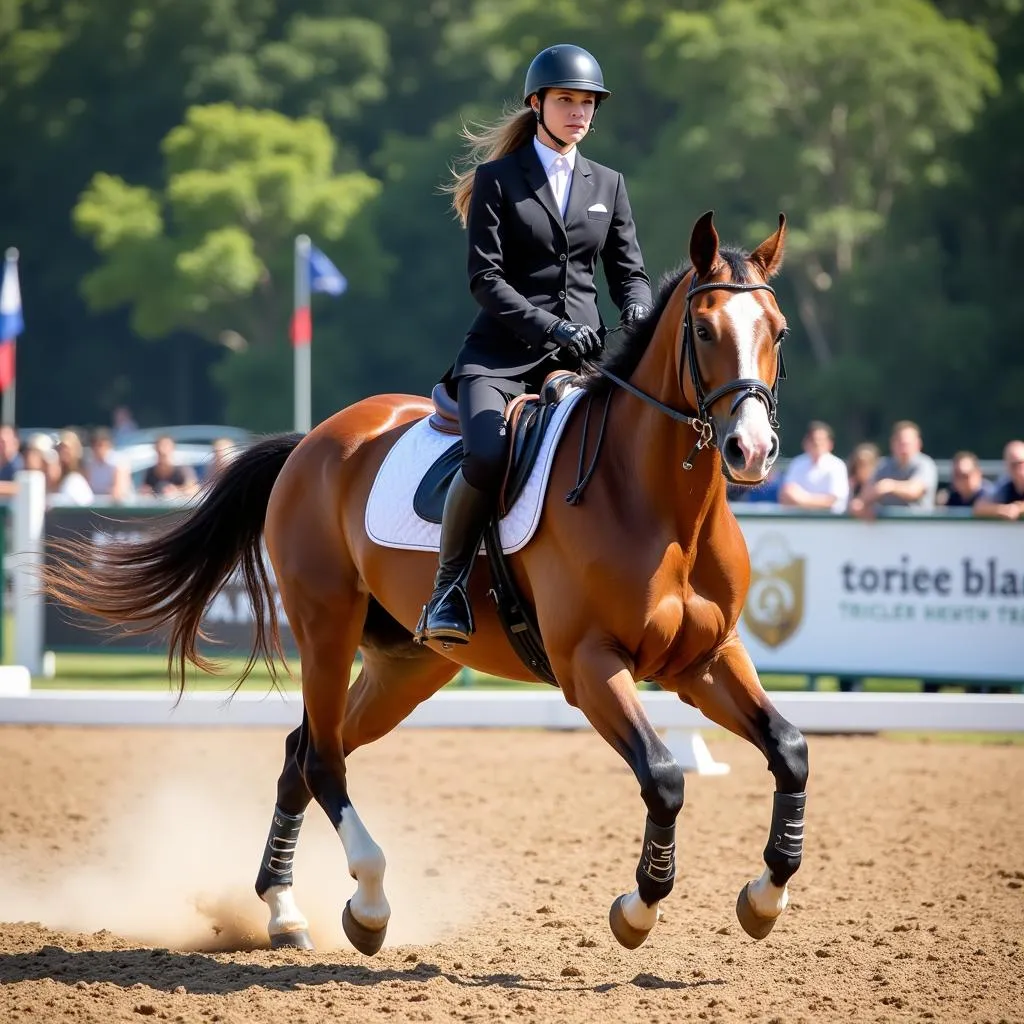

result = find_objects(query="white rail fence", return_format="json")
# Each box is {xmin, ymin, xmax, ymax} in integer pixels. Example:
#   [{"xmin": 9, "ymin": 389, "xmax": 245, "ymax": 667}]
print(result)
[
  {"xmin": 2, "ymin": 470, "xmax": 1023, "ymax": 775},
  {"xmin": 1, "ymin": 684, "xmax": 1021, "ymax": 775}
]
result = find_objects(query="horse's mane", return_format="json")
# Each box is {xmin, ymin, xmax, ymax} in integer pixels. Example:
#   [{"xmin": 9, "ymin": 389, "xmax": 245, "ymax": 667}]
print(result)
[{"xmin": 583, "ymin": 247, "xmax": 755, "ymax": 396}]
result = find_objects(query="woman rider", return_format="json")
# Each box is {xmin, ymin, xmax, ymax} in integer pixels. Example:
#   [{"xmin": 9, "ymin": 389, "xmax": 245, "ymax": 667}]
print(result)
[{"xmin": 415, "ymin": 43, "xmax": 654, "ymax": 645}]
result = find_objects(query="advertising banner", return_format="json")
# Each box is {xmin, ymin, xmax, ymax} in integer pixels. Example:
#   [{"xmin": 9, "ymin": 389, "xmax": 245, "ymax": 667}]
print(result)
[
  {"xmin": 43, "ymin": 506, "xmax": 1023, "ymax": 683},
  {"xmin": 735, "ymin": 514, "xmax": 1023, "ymax": 682},
  {"xmin": 44, "ymin": 506, "xmax": 296, "ymax": 655}
]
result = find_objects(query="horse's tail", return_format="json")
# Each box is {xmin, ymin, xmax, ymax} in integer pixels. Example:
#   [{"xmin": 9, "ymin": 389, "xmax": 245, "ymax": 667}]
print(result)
[{"xmin": 42, "ymin": 432, "xmax": 304, "ymax": 695}]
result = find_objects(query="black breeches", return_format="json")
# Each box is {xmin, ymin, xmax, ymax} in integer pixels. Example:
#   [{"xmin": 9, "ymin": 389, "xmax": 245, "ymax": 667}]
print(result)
[{"xmin": 456, "ymin": 371, "xmax": 549, "ymax": 494}]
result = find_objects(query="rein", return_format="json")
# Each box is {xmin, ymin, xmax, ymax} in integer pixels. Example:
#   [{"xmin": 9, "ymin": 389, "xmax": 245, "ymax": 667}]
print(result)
[
  {"xmin": 590, "ymin": 275, "xmax": 785, "ymax": 471},
  {"xmin": 565, "ymin": 272, "xmax": 786, "ymax": 504}
]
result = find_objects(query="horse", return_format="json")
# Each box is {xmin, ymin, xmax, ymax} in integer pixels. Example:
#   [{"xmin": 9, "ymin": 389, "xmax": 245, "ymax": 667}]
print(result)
[{"xmin": 43, "ymin": 210, "xmax": 807, "ymax": 955}]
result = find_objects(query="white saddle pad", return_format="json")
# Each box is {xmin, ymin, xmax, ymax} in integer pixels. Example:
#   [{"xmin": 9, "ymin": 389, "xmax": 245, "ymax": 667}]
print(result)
[{"xmin": 365, "ymin": 387, "xmax": 583, "ymax": 553}]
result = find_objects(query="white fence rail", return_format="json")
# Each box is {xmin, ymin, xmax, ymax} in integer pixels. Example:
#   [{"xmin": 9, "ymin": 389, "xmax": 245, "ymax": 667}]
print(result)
[
  {"xmin": 1, "ymin": 687, "xmax": 1021, "ymax": 730},
  {"xmin": 2, "ymin": 686, "xmax": 1021, "ymax": 774},
  {"xmin": 4, "ymin": 471, "xmax": 1024, "ymax": 772}
]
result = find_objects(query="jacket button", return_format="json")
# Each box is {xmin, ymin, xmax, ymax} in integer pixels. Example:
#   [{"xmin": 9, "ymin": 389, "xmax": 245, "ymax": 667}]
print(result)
[
  {"xmin": 558, "ymin": 289, "xmax": 566, "ymax": 299},
  {"xmin": 558, "ymin": 253, "xmax": 567, "ymax": 262}
]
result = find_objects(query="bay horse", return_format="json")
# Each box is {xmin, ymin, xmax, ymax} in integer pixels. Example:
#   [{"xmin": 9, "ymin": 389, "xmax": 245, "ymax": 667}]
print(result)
[{"xmin": 44, "ymin": 211, "xmax": 807, "ymax": 955}]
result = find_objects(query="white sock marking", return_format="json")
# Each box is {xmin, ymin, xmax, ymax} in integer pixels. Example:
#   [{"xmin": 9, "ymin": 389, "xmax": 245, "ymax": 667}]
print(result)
[
  {"xmin": 262, "ymin": 884, "xmax": 309, "ymax": 937},
  {"xmin": 620, "ymin": 888, "xmax": 661, "ymax": 932},
  {"xmin": 747, "ymin": 866, "xmax": 789, "ymax": 919},
  {"xmin": 338, "ymin": 805, "xmax": 391, "ymax": 931}
]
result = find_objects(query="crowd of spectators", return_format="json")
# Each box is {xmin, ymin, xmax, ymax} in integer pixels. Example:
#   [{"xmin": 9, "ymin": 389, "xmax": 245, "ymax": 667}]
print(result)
[
  {"xmin": 1, "ymin": 412, "xmax": 1019, "ymax": 519},
  {"xmin": 729, "ymin": 418, "xmax": 1023, "ymax": 520},
  {"xmin": 0, "ymin": 417, "xmax": 238, "ymax": 507}
]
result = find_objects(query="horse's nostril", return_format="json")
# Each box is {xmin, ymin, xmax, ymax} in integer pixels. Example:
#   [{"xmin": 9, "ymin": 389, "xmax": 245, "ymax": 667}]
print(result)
[
  {"xmin": 724, "ymin": 435, "xmax": 744, "ymax": 466},
  {"xmin": 768, "ymin": 434, "xmax": 780, "ymax": 460}
]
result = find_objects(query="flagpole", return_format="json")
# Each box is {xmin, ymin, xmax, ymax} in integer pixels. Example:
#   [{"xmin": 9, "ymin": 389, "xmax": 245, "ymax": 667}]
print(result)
[
  {"xmin": 2, "ymin": 248, "xmax": 18, "ymax": 427},
  {"xmin": 293, "ymin": 235, "xmax": 312, "ymax": 434}
]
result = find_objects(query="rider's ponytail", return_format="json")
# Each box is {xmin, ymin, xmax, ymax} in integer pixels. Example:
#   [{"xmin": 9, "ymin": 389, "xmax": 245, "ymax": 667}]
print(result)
[{"xmin": 442, "ymin": 105, "xmax": 536, "ymax": 228}]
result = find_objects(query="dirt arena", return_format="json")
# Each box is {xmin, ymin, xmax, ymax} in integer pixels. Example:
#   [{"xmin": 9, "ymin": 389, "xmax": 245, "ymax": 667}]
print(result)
[{"xmin": 0, "ymin": 722, "xmax": 1021, "ymax": 1024}]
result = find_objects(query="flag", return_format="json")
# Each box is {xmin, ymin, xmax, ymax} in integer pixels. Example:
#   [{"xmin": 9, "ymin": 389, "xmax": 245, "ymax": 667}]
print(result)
[
  {"xmin": 0, "ymin": 249, "xmax": 23, "ymax": 393},
  {"xmin": 309, "ymin": 244, "xmax": 347, "ymax": 296},
  {"xmin": 291, "ymin": 237, "xmax": 345, "ymax": 348}
]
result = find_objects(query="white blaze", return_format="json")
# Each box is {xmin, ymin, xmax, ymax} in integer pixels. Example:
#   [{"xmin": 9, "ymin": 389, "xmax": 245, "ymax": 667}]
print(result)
[{"xmin": 722, "ymin": 290, "xmax": 775, "ymax": 473}]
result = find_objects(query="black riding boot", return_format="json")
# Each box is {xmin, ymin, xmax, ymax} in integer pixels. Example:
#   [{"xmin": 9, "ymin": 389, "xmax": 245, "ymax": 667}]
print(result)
[{"xmin": 415, "ymin": 468, "xmax": 493, "ymax": 644}]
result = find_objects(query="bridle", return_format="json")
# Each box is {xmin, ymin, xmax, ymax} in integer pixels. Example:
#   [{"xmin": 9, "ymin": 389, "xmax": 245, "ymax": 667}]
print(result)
[{"xmin": 592, "ymin": 272, "xmax": 786, "ymax": 470}]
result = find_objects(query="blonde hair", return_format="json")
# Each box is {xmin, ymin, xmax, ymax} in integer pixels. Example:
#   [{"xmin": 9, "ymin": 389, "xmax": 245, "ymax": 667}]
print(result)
[
  {"xmin": 443, "ymin": 106, "xmax": 536, "ymax": 227},
  {"xmin": 57, "ymin": 429, "xmax": 85, "ymax": 473}
]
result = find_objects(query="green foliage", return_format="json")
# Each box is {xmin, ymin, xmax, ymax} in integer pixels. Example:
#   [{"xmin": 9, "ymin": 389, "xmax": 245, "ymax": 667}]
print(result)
[
  {"xmin": 0, "ymin": 0, "xmax": 1019, "ymax": 456},
  {"xmin": 73, "ymin": 103, "xmax": 383, "ymax": 426},
  {"xmin": 629, "ymin": 0, "xmax": 1000, "ymax": 444}
]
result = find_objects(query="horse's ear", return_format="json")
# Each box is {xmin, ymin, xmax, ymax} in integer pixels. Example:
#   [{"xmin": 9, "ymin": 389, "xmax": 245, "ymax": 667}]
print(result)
[
  {"xmin": 689, "ymin": 210, "xmax": 719, "ymax": 279},
  {"xmin": 750, "ymin": 213, "xmax": 787, "ymax": 278}
]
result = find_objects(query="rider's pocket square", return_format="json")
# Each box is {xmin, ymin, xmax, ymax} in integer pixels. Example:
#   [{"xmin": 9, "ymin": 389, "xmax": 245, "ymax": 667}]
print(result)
[{"xmin": 587, "ymin": 203, "xmax": 608, "ymax": 213}]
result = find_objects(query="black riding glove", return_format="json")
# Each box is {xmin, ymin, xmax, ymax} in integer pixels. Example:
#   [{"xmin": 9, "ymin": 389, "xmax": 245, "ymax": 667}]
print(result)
[
  {"xmin": 547, "ymin": 320, "xmax": 603, "ymax": 360},
  {"xmin": 621, "ymin": 302, "xmax": 652, "ymax": 331}
]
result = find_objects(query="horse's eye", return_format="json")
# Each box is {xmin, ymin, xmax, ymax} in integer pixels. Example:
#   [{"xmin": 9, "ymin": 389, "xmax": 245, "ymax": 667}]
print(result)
[
  {"xmin": 695, "ymin": 325, "xmax": 711, "ymax": 342},
  {"xmin": 776, "ymin": 328, "xmax": 789, "ymax": 344}
]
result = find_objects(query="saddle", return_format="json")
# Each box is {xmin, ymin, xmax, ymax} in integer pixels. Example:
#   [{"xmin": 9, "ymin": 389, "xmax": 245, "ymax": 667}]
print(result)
[
  {"xmin": 415, "ymin": 370, "xmax": 578, "ymax": 686},
  {"xmin": 417, "ymin": 370, "xmax": 578, "ymax": 521}
]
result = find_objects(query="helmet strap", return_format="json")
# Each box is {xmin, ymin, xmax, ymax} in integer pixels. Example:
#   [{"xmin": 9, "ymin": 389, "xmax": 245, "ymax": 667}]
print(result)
[{"xmin": 533, "ymin": 91, "xmax": 570, "ymax": 150}]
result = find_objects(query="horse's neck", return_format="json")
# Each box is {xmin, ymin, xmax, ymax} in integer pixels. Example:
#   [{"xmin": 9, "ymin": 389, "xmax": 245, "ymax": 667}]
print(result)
[{"xmin": 606, "ymin": 312, "xmax": 725, "ymax": 542}]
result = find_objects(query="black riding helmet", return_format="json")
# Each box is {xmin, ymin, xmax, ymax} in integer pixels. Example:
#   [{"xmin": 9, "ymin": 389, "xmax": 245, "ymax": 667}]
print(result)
[
  {"xmin": 523, "ymin": 44, "xmax": 611, "ymax": 103},
  {"xmin": 523, "ymin": 44, "xmax": 609, "ymax": 148}
]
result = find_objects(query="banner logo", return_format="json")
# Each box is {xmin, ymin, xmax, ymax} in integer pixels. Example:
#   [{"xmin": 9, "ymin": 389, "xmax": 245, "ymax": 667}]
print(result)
[{"xmin": 744, "ymin": 534, "xmax": 805, "ymax": 647}]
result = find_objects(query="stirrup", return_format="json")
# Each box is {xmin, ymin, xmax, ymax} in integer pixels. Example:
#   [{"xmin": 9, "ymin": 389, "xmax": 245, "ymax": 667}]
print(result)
[{"xmin": 413, "ymin": 581, "xmax": 475, "ymax": 646}]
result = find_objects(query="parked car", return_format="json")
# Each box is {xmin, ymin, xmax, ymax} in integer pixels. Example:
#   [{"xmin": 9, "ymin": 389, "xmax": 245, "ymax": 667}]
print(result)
[
  {"xmin": 114, "ymin": 424, "xmax": 252, "ymax": 450},
  {"xmin": 118, "ymin": 442, "xmax": 218, "ymax": 490}
]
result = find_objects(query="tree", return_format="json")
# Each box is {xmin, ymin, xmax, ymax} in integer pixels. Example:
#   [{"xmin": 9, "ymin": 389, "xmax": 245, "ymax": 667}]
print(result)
[
  {"xmin": 74, "ymin": 103, "xmax": 385, "ymax": 429},
  {"xmin": 921, "ymin": 0, "xmax": 1024, "ymax": 454},
  {"xmin": 635, "ymin": 0, "xmax": 998, "ymax": 443}
]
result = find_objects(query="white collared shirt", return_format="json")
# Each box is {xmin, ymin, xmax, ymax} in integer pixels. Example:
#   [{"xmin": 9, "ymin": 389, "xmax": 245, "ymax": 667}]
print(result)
[
  {"xmin": 533, "ymin": 136, "xmax": 576, "ymax": 217},
  {"xmin": 782, "ymin": 451, "xmax": 850, "ymax": 513}
]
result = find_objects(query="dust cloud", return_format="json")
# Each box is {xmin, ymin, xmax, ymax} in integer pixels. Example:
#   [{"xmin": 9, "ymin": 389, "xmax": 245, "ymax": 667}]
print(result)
[{"xmin": 0, "ymin": 731, "xmax": 499, "ymax": 952}]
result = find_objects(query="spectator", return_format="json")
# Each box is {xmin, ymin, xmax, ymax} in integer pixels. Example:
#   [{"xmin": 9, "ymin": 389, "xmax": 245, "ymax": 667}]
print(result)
[
  {"xmin": 0, "ymin": 423, "xmax": 22, "ymax": 498},
  {"xmin": 941, "ymin": 451, "xmax": 992, "ymax": 509},
  {"xmin": 850, "ymin": 420, "xmax": 938, "ymax": 518},
  {"xmin": 203, "ymin": 437, "xmax": 237, "ymax": 483},
  {"xmin": 847, "ymin": 442, "xmax": 880, "ymax": 505},
  {"xmin": 23, "ymin": 433, "xmax": 60, "ymax": 490},
  {"xmin": 139, "ymin": 434, "xmax": 197, "ymax": 499},
  {"xmin": 779, "ymin": 420, "xmax": 849, "ymax": 513},
  {"xmin": 54, "ymin": 430, "xmax": 94, "ymax": 505},
  {"xmin": 111, "ymin": 405, "xmax": 138, "ymax": 447},
  {"xmin": 974, "ymin": 440, "xmax": 1024, "ymax": 520},
  {"xmin": 84, "ymin": 427, "xmax": 133, "ymax": 503}
]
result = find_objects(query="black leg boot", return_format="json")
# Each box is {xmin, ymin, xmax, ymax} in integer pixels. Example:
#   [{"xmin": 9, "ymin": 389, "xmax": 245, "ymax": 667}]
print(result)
[{"xmin": 415, "ymin": 468, "xmax": 493, "ymax": 644}]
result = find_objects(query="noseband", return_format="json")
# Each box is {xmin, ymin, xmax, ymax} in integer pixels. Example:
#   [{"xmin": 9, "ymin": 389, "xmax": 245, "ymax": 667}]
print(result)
[{"xmin": 593, "ymin": 273, "xmax": 786, "ymax": 470}]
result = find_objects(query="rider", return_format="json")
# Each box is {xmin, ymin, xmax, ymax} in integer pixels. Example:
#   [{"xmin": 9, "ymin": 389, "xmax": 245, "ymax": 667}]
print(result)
[{"xmin": 415, "ymin": 43, "xmax": 654, "ymax": 645}]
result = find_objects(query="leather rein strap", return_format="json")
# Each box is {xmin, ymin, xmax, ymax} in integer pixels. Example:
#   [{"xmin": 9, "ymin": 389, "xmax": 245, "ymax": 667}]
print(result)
[{"xmin": 591, "ymin": 274, "xmax": 785, "ymax": 470}]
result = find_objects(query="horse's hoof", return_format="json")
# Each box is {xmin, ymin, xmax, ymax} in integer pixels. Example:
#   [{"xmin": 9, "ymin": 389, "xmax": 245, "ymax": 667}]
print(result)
[
  {"xmin": 735, "ymin": 881, "xmax": 778, "ymax": 940},
  {"xmin": 342, "ymin": 900, "xmax": 387, "ymax": 956},
  {"xmin": 608, "ymin": 894, "xmax": 652, "ymax": 950},
  {"xmin": 270, "ymin": 929, "xmax": 314, "ymax": 951}
]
